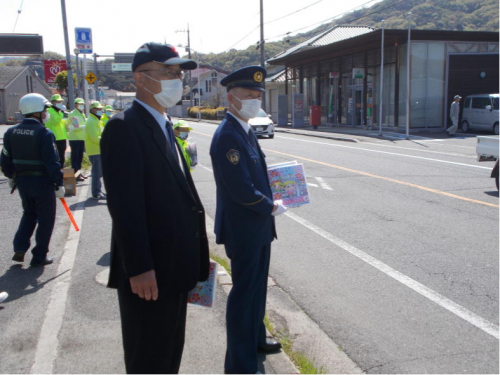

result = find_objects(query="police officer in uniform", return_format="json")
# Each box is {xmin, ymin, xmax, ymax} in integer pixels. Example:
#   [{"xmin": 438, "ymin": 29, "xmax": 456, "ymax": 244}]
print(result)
[
  {"xmin": 210, "ymin": 66, "xmax": 287, "ymax": 374},
  {"xmin": 1, "ymin": 93, "xmax": 65, "ymax": 266}
]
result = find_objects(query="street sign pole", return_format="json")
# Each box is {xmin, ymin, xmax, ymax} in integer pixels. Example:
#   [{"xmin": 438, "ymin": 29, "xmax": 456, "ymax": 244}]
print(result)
[
  {"xmin": 83, "ymin": 55, "xmax": 89, "ymax": 116},
  {"xmin": 93, "ymin": 53, "xmax": 99, "ymax": 102},
  {"xmin": 60, "ymin": 0, "xmax": 75, "ymax": 109}
]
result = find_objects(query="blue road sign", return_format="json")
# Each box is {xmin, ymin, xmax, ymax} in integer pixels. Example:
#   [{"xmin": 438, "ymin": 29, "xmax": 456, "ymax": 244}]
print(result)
[{"xmin": 75, "ymin": 27, "xmax": 92, "ymax": 54}]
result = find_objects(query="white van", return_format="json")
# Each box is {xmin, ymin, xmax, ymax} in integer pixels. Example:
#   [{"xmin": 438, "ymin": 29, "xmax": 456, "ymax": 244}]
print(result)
[{"xmin": 461, "ymin": 94, "xmax": 499, "ymax": 135}]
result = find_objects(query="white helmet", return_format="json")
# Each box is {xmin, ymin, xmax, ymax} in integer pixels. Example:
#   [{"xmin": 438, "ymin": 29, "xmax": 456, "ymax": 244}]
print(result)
[{"xmin": 19, "ymin": 93, "xmax": 51, "ymax": 115}]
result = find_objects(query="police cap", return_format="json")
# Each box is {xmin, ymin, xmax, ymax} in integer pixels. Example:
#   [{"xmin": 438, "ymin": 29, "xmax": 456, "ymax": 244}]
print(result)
[
  {"xmin": 220, "ymin": 66, "xmax": 267, "ymax": 92},
  {"xmin": 132, "ymin": 42, "xmax": 197, "ymax": 72}
]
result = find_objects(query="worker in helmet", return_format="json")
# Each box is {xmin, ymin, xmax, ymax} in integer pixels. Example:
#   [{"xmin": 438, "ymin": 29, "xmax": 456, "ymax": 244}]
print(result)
[
  {"xmin": 68, "ymin": 98, "xmax": 87, "ymax": 181},
  {"xmin": 46, "ymin": 94, "xmax": 69, "ymax": 168},
  {"xmin": 0, "ymin": 93, "xmax": 65, "ymax": 267},
  {"xmin": 102, "ymin": 105, "xmax": 114, "ymax": 127},
  {"xmin": 173, "ymin": 120, "xmax": 196, "ymax": 171}
]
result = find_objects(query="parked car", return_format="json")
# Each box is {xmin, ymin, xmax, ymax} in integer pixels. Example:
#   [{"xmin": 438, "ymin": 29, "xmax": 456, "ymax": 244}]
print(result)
[
  {"xmin": 249, "ymin": 109, "xmax": 274, "ymax": 138},
  {"xmin": 461, "ymin": 94, "xmax": 499, "ymax": 135}
]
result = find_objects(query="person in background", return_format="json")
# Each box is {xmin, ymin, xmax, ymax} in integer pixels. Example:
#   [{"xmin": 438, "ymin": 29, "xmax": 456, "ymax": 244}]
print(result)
[
  {"xmin": 0, "ymin": 93, "xmax": 64, "ymax": 267},
  {"xmin": 102, "ymin": 105, "xmax": 114, "ymax": 127},
  {"xmin": 68, "ymin": 98, "xmax": 87, "ymax": 181},
  {"xmin": 85, "ymin": 101, "xmax": 105, "ymax": 199},
  {"xmin": 447, "ymin": 95, "xmax": 461, "ymax": 136},
  {"xmin": 173, "ymin": 120, "xmax": 195, "ymax": 171},
  {"xmin": 45, "ymin": 94, "xmax": 69, "ymax": 168}
]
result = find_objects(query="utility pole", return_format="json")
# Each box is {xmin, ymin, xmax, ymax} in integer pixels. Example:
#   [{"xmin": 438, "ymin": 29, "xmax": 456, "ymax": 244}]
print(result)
[
  {"xmin": 74, "ymin": 49, "xmax": 80, "ymax": 97},
  {"xmin": 60, "ymin": 0, "xmax": 75, "ymax": 109},
  {"xmin": 260, "ymin": 0, "xmax": 266, "ymax": 111},
  {"xmin": 176, "ymin": 25, "xmax": 193, "ymax": 107},
  {"xmin": 406, "ymin": 12, "xmax": 413, "ymax": 140},
  {"xmin": 93, "ymin": 53, "xmax": 99, "ymax": 101},
  {"xmin": 378, "ymin": 20, "xmax": 385, "ymax": 137}
]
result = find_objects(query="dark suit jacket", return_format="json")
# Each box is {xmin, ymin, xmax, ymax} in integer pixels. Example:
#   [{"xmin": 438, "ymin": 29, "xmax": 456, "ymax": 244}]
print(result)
[
  {"xmin": 210, "ymin": 113, "xmax": 276, "ymax": 248},
  {"xmin": 101, "ymin": 101, "xmax": 209, "ymax": 293}
]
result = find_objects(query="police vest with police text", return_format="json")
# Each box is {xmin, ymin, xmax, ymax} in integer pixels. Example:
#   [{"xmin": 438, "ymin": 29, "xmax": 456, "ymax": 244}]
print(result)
[{"xmin": 10, "ymin": 121, "xmax": 47, "ymax": 174}]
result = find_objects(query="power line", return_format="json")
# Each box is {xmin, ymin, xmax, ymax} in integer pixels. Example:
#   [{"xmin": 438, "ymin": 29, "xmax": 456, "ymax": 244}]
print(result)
[
  {"xmin": 223, "ymin": 0, "xmax": 326, "ymax": 52},
  {"xmin": 267, "ymin": 0, "xmax": 383, "ymax": 40},
  {"xmin": 12, "ymin": 0, "xmax": 25, "ymax": 32}
]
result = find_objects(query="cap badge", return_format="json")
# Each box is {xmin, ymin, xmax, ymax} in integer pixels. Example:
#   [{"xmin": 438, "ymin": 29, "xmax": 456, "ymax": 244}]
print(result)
[
  {"xmin": 254, "ymin": 71, "xmax": 263, "ymax": 83},
  {"xmin": 226, "ymin": 149, "xmax": 240, "ymax": 165}
]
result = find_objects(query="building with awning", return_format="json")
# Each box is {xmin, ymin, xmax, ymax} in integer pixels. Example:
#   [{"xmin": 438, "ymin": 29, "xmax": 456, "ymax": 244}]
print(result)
[{"xmin": 267, "ymin": 25, "xmax": 499, "ymax": 131}]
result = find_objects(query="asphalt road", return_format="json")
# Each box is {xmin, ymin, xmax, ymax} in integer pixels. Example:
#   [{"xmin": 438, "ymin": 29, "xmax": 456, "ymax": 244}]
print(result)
[
  {"xmin": 0, "ymin": 121, "xmax": 498, "ymax": 374},
  {"xmin": 190, "ymin": 120, "xmax": 499, "ymax": 374}
]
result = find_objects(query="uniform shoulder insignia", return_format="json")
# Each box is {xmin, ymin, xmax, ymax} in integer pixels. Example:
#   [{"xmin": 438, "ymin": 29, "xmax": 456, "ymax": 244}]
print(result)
[{"xmin": 226, "ymin": 149, "xmax": 240, "ymax": 165}]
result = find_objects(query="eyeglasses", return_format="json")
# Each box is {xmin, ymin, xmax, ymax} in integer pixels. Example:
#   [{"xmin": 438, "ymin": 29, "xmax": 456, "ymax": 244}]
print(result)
[{"xmin": 139, "ymin": 69, "xmax": 184, "ymax": 80}]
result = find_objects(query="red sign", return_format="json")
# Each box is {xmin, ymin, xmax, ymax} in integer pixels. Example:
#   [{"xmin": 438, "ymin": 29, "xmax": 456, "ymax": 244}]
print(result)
[{"xmin": 44, "ymin": 60, "xmax": 67, "ymax": 83}]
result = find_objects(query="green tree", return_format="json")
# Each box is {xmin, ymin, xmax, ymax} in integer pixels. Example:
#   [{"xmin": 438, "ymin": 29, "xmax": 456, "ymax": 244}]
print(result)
[{"xmin": 54, "ymin": 70, "xmax": 77, "ymax": 96}]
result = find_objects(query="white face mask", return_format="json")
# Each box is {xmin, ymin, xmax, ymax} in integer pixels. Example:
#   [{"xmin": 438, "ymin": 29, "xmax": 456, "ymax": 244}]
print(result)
[
  {"xmin": 95, "ymin": 110, "xmax": 103, "ymax": 117},
  {"xmin": 142, "ymin": 73, "xmax": 183, "ymax": 108},
  {"xmin": 77, "ymin": 105, "xmax": 84, "ymax": 111},
  {"xmin": 231, "ymin": 93, "xmax": 261, "ymax": 119},
  {"xmin": 178, "ymin": 132, "xmax": 189, "ymax": 140},
  {"xmin": 105, "ymin": 111, "xmax": 113, "ymax": 117},
  {"xmin": 55, "ymin": 103, "xmax": 63, "ymax": 109}
]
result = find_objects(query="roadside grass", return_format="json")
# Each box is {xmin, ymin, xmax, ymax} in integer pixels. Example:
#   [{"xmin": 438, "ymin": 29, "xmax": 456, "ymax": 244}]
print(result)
[
  {"xmin": 211, "ymin": 253, "xmax": 325, "ymax": 374},
  {"xmin": 264, "ymin": 314, "xmax": 326, "ymax": 374},
  {"xmin": 63, "ymin": 153, "xmax": 91, "ymax": 170}
]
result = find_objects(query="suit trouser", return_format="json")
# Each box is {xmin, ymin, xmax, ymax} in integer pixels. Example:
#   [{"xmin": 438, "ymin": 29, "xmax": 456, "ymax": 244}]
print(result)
[
  {"xmin": 447, "ymin": 117, "xmax": 458, "ymax": 134},
  {"xmin": 117, "ymin": 287, "xmax": 188, "ymax": 374},
  {"xmin": 13, "ymin": 176, "xmax": 56, "ymax": 263},
  {"xmin": 224, "ymin": 243, "xmax": 271, "ymax": 374}
]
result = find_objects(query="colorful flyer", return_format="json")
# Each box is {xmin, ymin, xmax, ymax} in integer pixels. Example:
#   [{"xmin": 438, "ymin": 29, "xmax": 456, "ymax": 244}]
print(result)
[
  {"xmin": 267, "ymin": 162, "xmax": 311, "ymax": 208},
  {"xmin": 187, "ymin": 261, "xmax": 218, "ymax": 308}
]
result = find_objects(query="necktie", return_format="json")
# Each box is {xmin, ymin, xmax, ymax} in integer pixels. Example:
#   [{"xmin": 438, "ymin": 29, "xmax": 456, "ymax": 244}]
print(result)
[
  {"xmin": 248, "ymin": 128, "xmax": 257, "ymax": 148},
  {"xmin": 165, "ymin": 120, "xmax": 179, "ymax": 163}
]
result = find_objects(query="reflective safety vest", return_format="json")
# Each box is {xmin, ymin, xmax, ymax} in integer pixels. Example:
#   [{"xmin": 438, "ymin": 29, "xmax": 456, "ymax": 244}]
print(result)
[
  {"xmin": 176, "ymin": 137, "xmax": 193, "ymax": 172},
  {"xmin": 101, "ymin": 113, "xmax": 110, "ymax": 127},
  {"xmin": 68, "ymin": 109, "xmax": 87, "ymax": 140},
  {"xmin": 46, "ymin": 107, "xmax": 69, "ymax": 141},
  {"xmin": 84, "ymin": 113, "xmax": 103, "ymax": 156},
  {"xmin": 9, "ymin": 120, "xmax": 46, "ymax": 174}
]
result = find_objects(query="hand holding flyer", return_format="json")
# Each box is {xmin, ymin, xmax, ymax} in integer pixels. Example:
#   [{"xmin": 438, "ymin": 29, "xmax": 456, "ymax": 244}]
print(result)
[{"xmin": 267, "ymin": 161, "xmax": 311, "ymax": 208}]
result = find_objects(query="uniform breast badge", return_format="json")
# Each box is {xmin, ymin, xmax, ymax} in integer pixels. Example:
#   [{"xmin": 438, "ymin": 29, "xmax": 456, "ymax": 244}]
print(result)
[{"xmin": 226, "ymin": 149, "xmax": 240, "ymax": 165}]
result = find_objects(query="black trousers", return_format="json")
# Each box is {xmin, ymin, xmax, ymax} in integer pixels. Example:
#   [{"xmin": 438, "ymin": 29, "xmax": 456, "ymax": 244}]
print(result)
[
  {"xmin": 13, "ymin": 176, "xmax": 56, "ymax": 263},
  {"xmin": 69, "ymin": 140, "xmax": 84, "ymax": 173},
  {"xmin": 55, "ymin": 139, "xmax": 67, "ymax": 168},
  {"xmin": 117, "ymin": 287, "xmax": 188, "ymax": 374},
  {"xmin": 224, "ymin": 244, "xmax": 271, "ymax": 374}
]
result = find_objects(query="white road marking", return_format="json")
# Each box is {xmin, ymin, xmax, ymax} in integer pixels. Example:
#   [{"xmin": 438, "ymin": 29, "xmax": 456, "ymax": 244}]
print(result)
[
  {"xmin": 284, "ymin": 211, "xmax": 499, "ymax": 340},
  {"xmin": 276, "ymin": 136, "xmax": 491, "ymax": 170},
  {"xmin": 314, "ymin": 177, "xmax": 334, "ymax": 191},
  {"xmin": 307, "ymin": 183, "xmax": 319, "ymax": 188},
  {"xmin": 31, "ymin": 184, "xmax": 89, "ymax": 374},
  {"xmin": 198, "ymin": 162, "xmax": 213, "ymax": 173}
]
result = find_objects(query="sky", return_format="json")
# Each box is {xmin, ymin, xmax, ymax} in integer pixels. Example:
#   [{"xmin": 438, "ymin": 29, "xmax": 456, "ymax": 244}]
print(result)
[{"xmin": 1, "ymin": 0, "xmax": 383, "ymax": 59}]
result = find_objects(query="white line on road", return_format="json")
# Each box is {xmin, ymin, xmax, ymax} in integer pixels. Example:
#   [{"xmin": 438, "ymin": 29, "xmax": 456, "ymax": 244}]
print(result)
[
  {"xmin": 284, "ymin": 211, "xmax": 499, "ymax": 340},
  {"xmin": 314, "ymin": 177, "xmax": 334, "ymax": 191},
  {"xmin": 31, "ymin": 184, "xmax": 89, "ymax": 374},
  {"xmin": 277, "ymin": 136, "xmax": 491, "ymax": 170},
  {"xmin": 307, "ymin": 183, "xmax": 319, "ymax": 188},
  {"xmin": 198, "ymin": 162, "xmax": 213, "ymax": 173}
]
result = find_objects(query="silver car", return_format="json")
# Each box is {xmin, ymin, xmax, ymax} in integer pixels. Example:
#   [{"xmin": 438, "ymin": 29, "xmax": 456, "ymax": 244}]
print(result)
[
  {"xmin": 249, "ymin": 109, "xmax": 275, "ymax": 138},
  {"xmin": 461, "ymin": 94, "xmax": 499, "ymax": 135}
]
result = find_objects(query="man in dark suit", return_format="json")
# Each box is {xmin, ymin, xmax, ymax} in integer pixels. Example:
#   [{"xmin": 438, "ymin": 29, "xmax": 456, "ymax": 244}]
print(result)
[
  {"xmin": 101, "ymin": 42, "xmax": 209, "ymax": 374},
  {"xmin": 210, "ymin": 66, "xmax": 287, "ymax": 374}
]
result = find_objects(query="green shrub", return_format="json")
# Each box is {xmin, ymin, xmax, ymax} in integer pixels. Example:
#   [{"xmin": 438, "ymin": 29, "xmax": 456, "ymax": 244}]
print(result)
[{"xmin": 188, "ymin": 106, "xmax": 226, "ymax": 120}]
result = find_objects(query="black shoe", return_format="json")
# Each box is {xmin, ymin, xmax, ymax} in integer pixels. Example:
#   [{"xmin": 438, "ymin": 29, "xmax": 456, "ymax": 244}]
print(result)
[
  {"xmin": 257, "ymin": 339, "xmax": 282, "ymax": 353},
  {"xmin": 30, "ymin": 257, "xmax": 54, "ymax": 267},
  {"xmin": 92, "ymin": 193, "xmax": 107, "ymax": 200},
  {"xmin": 12, "ymin": 252, "xmax": 25, "ymax": 262},
  {"xmin": 76, "ymin": 175, "xmax": 85, "ymax": 182}
]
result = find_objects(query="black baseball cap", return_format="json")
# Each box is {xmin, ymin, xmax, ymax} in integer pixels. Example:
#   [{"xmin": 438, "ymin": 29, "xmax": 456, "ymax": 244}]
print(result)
[{"xmin": 132, "ymin": 42, "xmax": 197, "ymax": 72}]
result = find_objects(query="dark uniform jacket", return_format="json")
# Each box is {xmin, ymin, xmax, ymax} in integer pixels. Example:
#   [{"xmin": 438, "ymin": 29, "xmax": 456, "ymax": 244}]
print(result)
[
  {"xmin": 101, "ymin": 101, "xmax": 209, "ymax": 293},
  {"xmin": 210, "ymin": 113, "xmax": 276, "ymax": 248},
  {"xmin": 0, "ymin": 118, "xmax": 62, "ymax": 185}
]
